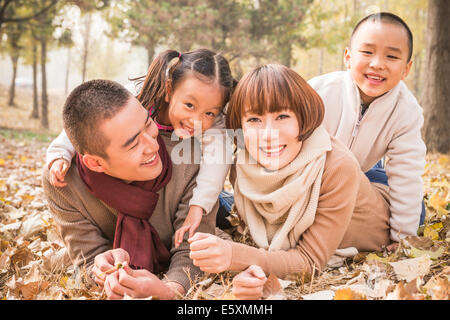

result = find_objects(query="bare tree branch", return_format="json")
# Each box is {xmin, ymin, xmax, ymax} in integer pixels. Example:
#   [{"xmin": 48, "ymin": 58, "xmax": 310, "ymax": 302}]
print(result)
[{"xmin": 1, "ymin": 0, "xmax": 57, "ymax": 25}]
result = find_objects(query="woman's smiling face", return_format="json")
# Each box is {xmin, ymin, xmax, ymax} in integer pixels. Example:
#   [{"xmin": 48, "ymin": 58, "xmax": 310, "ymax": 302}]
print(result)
[{"xmin": 242, "ymin": 109, "xmax": 302, "ymax": 171}]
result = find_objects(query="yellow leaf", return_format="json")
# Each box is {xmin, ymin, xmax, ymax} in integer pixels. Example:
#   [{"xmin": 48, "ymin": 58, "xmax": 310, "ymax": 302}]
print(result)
[
  {"xmin": 429, "ymin": 193, "xmax": 447, "ymax": 210},
  {"xmin": 20, "ymin": 194, "xmax": 35, "ymax": 203},
  {"xmin": 366, "ymin": 253, "xmax": 390, "ymax": 263},
  {"xmin": 424, "ymin": 226, "xmax": 439, "ymax": 240},
  {"xmin": 217, "ymin": 292, "xmax": 236, "ymax": 300},
  {"xmin": 424, "ymin": 222, "xmax": 444, "ymax": 240},
  {"xmin": 20, "ymin": 156, "xmax": 27, "ymax": 163},
  {"xmin": 409, "ymin": 246, "xmax": 445, "ymax": 260},
  {"xmin": 0, "ymin": 158, "xmax": 5, "ymax": 166},
  {"xmin": 438, "ymin": 155, "xmax": 448, "ymax": 166},
  {"xmin": 59, "ymin": 276, "xmax": 68, "ymax": 288},
  {"xmin": 333, "ymin": 288, "xmax": 366, "ymax": 300}
]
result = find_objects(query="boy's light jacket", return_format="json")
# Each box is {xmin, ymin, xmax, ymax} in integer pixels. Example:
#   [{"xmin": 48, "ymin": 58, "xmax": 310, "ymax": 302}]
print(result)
[{"xmin": 308, "ymin": 71, "xmax": 426, "ymax": 242}]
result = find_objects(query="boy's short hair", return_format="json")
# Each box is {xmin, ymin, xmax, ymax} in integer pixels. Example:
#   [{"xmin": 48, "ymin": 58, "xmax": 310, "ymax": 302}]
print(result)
[
  {"xmin": 351, "ymin": 12, "xmax": 413, "ymax": 61},
  {"xmin": 227, "ymin": 64, "xmax": 324, "ymax": 142},
  {"xmin": 63, "ymin": 79, "xmax": 131, "ymax": 159}
]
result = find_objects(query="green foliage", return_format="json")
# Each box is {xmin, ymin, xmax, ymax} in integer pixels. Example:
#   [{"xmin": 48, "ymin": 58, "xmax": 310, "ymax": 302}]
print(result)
[
  {"xmin": 0, "ymin": 127, "xmax": 56, "ymax": 142},
  {"xmin": 0, "ymin": 0, "xmax": 429, "ymax": 96}
]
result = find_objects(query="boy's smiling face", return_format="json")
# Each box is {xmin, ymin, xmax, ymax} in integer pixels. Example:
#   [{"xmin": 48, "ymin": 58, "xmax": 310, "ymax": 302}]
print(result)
[{"xmin": 344, "ymin": 21, "xmax": 413, "ymax": 105}]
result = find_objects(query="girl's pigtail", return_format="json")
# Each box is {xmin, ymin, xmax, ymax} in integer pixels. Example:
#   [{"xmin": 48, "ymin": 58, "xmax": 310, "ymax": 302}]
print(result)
[{"xmin": 132, "ymin": 50, "xmax": 180, "ymax": 116}]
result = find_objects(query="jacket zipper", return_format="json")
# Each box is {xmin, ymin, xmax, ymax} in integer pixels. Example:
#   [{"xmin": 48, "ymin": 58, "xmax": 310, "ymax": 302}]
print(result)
[{"xmin": 349, "ymin": 103, "xmax": 369, "ymax": 150}]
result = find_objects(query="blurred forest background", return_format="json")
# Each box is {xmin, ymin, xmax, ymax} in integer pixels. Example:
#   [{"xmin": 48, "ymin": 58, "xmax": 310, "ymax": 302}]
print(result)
[{"xmin": 0, "ymin": 0, "xmax": 447, "ymax": 154}]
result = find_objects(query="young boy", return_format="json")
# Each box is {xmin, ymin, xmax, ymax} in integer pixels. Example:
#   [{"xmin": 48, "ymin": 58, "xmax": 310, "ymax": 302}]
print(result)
[{"xmin": 308, "ymin": 12, "xmax": 427, "ymax": 244}]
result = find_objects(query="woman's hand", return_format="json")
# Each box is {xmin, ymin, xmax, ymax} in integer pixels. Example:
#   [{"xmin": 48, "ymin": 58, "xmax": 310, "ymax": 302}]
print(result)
[
  {"xmin": 188, "ymin": 232, "xmax": 232, "ymax": 273},
  {"xmin": 232, "ymin": 265, "xmax": 267, "ymax": 300}
]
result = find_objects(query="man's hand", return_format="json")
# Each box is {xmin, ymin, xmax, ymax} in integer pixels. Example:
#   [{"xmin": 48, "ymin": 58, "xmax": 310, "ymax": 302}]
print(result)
[
  {"xmin": 49, "ymin": 158, "xmax": 70, "ymax": 187},
  {"xmin": 92, "ymin": 248, "xmax": 130, "ymax": 287},
  {"xmin": 232, "ymin": 265, "xmax": 267, "ymax": 300},
  {"xmin": 104, "ymin": 262, "xmax": 184, "ymax": 300},
  {"xmin": 188, "ymin": 232, "xmax": 232, "ymax": 273}
]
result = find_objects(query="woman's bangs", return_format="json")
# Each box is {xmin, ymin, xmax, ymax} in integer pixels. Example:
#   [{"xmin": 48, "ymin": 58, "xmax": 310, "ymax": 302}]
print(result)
[{"xmin": 242, "ymin": 71, "xmax": 292, "ymax": 116}]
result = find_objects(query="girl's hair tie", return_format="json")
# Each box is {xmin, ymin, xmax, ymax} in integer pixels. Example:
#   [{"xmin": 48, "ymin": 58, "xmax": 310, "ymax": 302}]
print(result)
[{"xmin": 165, "ymin": 52, "xmax": 182, "ymax": 78}]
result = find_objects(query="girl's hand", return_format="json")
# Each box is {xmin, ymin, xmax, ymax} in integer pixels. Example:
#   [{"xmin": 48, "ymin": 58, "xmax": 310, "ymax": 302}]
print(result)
[
  {"xmin": 174, "ymin": 205, "xmax": 204, "ymax": 248},
  {"xmin": 49, "ymin": 158, "xmax": 70, "ymax": 187},
  {"xmin": 232, "ymin": 265, "xmax": 267, "ymax": 300},
  {"xmin": 188, "ymin": 232, "xmax": 232, "ymax": 273}
]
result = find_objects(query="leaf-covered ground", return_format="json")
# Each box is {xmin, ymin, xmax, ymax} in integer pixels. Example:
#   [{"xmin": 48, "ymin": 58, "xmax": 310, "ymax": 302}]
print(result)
[{"xmin": 0, "ymin": 128, "xmax": 448, "ymax": 300}]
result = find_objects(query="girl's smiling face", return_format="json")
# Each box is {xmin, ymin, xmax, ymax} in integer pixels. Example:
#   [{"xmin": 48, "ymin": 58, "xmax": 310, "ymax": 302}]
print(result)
[
  {"xmin": 242, "ymin": 109, "xmax": 302, "ymax": 171},
  {"xmin": 161, "ymin": 74, "xmax": 224, "ymax": 139}
]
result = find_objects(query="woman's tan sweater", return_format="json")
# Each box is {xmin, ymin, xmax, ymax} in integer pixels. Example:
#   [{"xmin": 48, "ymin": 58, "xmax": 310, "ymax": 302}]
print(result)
[{"xmin": 229, "ymin": 137, "xmax": 391, "ymax": 278}]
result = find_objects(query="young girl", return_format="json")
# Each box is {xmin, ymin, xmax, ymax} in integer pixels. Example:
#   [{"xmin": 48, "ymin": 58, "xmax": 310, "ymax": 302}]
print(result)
[
  {"xmin": 46, "ymin": 48, "xmax": 236, "ymax": 247},
  {"xmin": 188, "ymin": 64, "xmax": 391, "ymax": 299}
]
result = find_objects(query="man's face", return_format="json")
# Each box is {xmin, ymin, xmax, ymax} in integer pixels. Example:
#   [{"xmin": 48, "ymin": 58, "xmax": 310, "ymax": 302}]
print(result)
[
  {"xmin": 344, "ymin": 21, "xmax": 412, "ymax": 105},
  {"xmin": 96, "ymin": 96, "xmax": 163, "ymax": 181}
]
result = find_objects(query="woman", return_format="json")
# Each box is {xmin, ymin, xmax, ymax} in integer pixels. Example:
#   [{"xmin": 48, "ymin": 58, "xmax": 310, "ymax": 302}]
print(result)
[{"xmin": 188, "ymin": 64, "xmax": 391, "ymax": 299}]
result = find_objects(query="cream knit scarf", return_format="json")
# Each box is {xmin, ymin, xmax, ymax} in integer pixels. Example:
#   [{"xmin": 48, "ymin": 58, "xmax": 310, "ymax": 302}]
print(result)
[{"xmin": 234, "ymin": 125, "xmax": 332, "ymax": 251}]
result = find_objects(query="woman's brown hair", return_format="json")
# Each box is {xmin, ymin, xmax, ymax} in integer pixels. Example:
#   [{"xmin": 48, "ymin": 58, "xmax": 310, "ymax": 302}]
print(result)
[{"xmin": 227, "ymin": 64, "xmax": 324, "ymax": 141}]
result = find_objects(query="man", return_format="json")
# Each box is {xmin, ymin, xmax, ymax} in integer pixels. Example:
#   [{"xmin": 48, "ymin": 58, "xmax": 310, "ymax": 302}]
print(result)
[{"xmin": 42, "ymin": 79, "xmax": 217, "ymax": 299}]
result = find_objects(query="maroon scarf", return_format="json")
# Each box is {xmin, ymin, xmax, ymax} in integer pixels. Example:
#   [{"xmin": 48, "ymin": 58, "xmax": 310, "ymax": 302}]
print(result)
[{"xmin": 76, "ymin": 134, "xmax": 172, "ymax": 273}]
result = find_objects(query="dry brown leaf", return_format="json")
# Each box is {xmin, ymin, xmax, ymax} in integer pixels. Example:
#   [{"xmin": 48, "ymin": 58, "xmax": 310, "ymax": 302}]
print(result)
[
  {"xmin": 18, "ymin": 213, "xmax": 44, "ymax": 238},
  {"xmin": 0, "ymin": 247, "xmax": 14, "ymax": 270},
  {"xmin": 389, "ymin": 255, "xmax": 432, "ymax": 282},
  {"xmin": 424, "ymin": 277, "xmax": 450, "ymax": 300},
  {"xmin": 10, "ymin": 245, "xmax": 34, "ymax": 267},
  {"xmin": 385, "ymin": 279, "xmax": 426, "ymax": 300},
  {"xmin": 20, "ymin": 281, "xmax": 40, "ymax": 300}
]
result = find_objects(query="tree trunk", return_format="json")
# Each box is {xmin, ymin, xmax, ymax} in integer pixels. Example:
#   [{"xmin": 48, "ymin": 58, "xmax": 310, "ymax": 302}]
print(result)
[
  {"xmin": 413, "ymin": 52, "xmax": 422, "ymax": 99},
  {"xmin": 30, "ymin": 42, "xmax": 39, "ymax": 119},
  {"xmin": 65, "ymin": 47, "xmax": 71, "ymax": 95},
  {"xmin": 280, "ymin": 44, "xmax": 292, "ymax": 68},
  {"xmin": 8, "ymin": 53, "xmax": 18, "ymax": 106},
  {"xmin": 146, "ymin": 46, "xmax": 154, "ymax": 69},
  {"xmin": 422, "ymin": 0, "xmax": 450, "ymax": 154},
  {"xmin": 40, "ymin": 38, "xmax": 49, "ymax": 129},
  {"xmin": 318, "ymin": 48, "xmax": 324, "ymax": 76},
  {"xmin": 81, "ymin": 13, "xmax": 92, "ymax": 83}
]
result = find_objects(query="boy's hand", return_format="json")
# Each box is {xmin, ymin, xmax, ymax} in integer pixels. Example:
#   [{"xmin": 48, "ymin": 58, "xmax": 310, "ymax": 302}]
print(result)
[
  {"xmin": 232, "ymin": 265, "xmax": 267, "ymax": 300},
  {"xmin": 49, "ymin": 158, "xmax": 70, "ymax": 187},
  {"xmin": 174, "ymin": 205, "xmax": 204, "ymax": 248}
]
